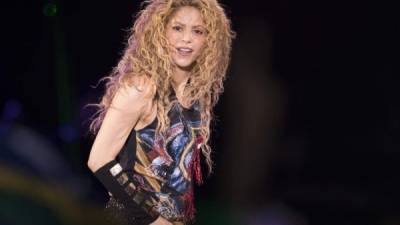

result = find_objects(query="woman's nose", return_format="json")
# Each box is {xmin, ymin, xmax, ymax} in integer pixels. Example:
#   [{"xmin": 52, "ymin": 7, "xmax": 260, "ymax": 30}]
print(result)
[{"xmin": 181, "ymin": 31, "xmax": 192, "ymax": 43}]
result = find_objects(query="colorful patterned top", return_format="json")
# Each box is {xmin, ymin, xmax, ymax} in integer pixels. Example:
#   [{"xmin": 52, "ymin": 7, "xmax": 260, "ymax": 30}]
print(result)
[{"xmin": 113, "ymin": 92, "xmax": 204, "ymax": 224}]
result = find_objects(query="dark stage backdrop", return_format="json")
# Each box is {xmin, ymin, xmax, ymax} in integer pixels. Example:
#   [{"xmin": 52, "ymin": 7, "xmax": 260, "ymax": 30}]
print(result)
[{"xmin": 1, "ymin": 1, "xmax": 399, "ymax": 225}]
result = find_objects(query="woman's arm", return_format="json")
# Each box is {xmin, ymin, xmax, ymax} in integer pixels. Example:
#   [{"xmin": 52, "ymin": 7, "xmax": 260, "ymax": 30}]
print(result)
[
  {"xmin": 87, "ymin": 77, "xmax": 152, "ymax": 172},
  {"xmin": 87, "ymin": 77, "xmax": 173, "ymax": 225},
  {"xmin": 87, "ymin": 77, "xmax": 173, "ymax": 224}
]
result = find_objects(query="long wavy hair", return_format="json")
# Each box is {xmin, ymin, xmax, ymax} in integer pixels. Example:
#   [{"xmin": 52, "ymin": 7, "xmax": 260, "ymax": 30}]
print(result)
[{"xmin": 89, "ymin": 0, "xmax": 235, "ymax": 176}]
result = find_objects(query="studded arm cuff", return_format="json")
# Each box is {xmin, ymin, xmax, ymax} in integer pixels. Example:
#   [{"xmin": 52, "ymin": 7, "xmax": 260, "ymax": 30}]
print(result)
[{"xmin": 94, "ymin": 160, "xmax": 159, "ymax": 224}]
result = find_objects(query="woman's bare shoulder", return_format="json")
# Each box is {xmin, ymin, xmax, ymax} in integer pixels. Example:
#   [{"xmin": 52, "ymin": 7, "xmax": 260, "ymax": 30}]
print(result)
[
  {"xmin": 111, "ymin": 75, "xmax": 155, "ymax": 114},
  {"xmin": 123, "ymin": 75, "xmax": 155, "ymax": 98}
]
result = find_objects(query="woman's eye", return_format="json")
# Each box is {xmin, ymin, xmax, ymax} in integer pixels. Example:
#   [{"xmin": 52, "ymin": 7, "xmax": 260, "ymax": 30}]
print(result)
[
  {"xmin": 173, "ymin": 26, "xmax": 182, "ymax": 31},
  {"xmin": 194, "ymin": 29, "xmax": 204, "ymax": 35},
  {"xmin": 194, "ymin": 29, "xmax": 205, "ymax": 35}
]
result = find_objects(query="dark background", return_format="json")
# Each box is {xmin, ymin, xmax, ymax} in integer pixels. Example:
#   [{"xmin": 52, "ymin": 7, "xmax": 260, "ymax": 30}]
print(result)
[{"xmin": 1, "ymin": 0, "xmax": 399, "ymax": 225}]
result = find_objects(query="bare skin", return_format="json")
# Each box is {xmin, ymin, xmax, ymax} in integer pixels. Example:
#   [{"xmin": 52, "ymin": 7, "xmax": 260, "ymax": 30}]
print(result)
[
  {"xmin": 88, "ymin": 6, "xmax": 206, "ymax": 225},
  {"xmin": 87, "ymin": 76, "xmax": 173, "ymax": 225},
  {"xmin": 166, "ymin": 6, "xmax": 206, "ymax": 105}
]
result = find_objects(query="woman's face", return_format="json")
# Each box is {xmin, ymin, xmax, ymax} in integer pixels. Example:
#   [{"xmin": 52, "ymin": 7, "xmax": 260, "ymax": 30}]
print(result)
[{"xmin": 165, "ymin": 6, "xmax": 206, "ymax": 70}]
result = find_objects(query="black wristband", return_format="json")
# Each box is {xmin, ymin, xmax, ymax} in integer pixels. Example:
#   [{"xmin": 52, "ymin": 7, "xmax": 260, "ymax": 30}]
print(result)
[{"xmin": 94, "ymin": 160, "xmax": 158, "ymax": 224}]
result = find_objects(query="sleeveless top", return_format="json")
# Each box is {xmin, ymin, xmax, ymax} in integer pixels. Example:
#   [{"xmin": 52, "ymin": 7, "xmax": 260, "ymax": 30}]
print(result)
[{"xmin": 114, "ymin": 92, "xmax": 204, "ymax": 223}]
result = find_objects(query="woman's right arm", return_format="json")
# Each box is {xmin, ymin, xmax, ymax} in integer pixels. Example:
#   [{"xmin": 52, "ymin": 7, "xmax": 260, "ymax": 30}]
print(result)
[
  {"xmin": 87, "ymin": 78, "xmax": 151, "ymax": 172},
  {"xmin": 87, "ymin": 77, "xmax": 172, "ymax": 225}
]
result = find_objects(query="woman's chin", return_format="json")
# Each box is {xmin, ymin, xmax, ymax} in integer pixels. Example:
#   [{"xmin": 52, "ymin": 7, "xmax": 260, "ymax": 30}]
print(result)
[{"xmin": 175, "ymin": 61, "xmax": 195, "ymax": 71}]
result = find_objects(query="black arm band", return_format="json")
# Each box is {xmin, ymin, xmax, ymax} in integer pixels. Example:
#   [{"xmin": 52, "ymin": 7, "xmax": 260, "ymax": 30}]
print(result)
[{"xmin": 94, "ymin": 160, "xmax": 159, "ymax": 224}]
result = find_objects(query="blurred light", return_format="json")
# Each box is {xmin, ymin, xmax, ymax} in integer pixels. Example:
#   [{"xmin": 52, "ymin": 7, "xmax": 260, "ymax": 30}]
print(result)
[
  {"xmin": 58, "ymin": 123, "xmax": 78, "ymax": 143},
  {"xmin": 0, "ymin": 123, "xmax": 9, "ymax": 137},
  {"xmin": 3, "ymin": 99, "xmax": 22, "ymax": 121},
  {"xmin": 43, "ymin": 3, "xmax": 58, "ymax": 17}
]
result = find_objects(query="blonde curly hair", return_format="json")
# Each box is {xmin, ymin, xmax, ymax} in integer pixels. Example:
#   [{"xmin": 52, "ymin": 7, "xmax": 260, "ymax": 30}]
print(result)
[{"xmin": 89, "ymin": 0, "xmax": 235, "ymax": 176}]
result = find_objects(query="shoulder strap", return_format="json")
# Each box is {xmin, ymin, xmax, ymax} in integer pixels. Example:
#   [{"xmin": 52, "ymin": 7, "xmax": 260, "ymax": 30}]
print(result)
[
  {"xmin": 126, "ymin": 129, "xmax": 137, "ymax": 157},
  {"xmin": 117, "ymin": 128, "xmax": 137, "ymax": 168}
]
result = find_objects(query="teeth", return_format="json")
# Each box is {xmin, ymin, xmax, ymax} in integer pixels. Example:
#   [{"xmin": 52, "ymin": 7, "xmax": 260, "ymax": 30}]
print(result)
[{"xmin": 177, "ymin": 48, "xmax": 193, "ymax": 52}]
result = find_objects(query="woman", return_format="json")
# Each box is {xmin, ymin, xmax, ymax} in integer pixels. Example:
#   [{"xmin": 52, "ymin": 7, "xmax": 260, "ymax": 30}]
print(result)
[{"xmin": 87, "ymin": 0, "xmax": 234, "ymax": 224}]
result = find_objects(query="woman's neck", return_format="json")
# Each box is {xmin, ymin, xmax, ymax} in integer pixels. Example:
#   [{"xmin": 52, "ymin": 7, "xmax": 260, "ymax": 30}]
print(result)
[
  {"xmin": 171, "ymin": 67, "xmax": 190, "ymax": 95},
  {"xmin": 171, "ymin": 67, "xmax": 192, "ymax": 108}
]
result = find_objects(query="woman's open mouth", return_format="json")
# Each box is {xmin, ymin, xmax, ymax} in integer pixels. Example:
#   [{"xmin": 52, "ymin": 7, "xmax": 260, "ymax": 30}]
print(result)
[{"xmin": 176, "ymin": 47, "xmax": 193, "ymax": 56}]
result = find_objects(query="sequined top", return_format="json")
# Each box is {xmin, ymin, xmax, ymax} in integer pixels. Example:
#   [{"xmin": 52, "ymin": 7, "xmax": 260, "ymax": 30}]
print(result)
[{"xmin": 114, "ymin": 93, "xmax": 204, "ymax": 223}]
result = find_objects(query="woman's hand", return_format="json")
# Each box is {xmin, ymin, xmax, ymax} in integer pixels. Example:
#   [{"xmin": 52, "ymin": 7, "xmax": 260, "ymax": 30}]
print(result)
[{"xmin": 149, "ymin": 216, "xmax": 174, "ymax": 225}]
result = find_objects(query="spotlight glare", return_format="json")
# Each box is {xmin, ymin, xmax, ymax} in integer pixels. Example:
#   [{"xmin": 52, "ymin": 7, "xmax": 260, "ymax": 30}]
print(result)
[{"xmin": 43, "ymin": 3, "xmax": 58, "ymax": 17}]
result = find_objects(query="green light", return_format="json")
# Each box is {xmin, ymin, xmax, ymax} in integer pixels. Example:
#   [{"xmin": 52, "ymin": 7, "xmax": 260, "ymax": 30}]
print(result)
[{"xmin": 43, "ymin": 3, "xmax": 58, "ymax": 17}]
